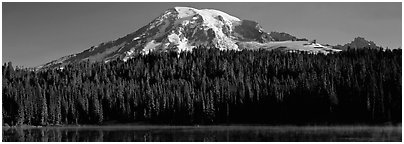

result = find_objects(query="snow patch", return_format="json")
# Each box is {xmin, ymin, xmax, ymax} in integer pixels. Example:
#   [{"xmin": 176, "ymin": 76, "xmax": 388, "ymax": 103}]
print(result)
[
  {"xmin": 122, "ymin": 48, "xmax": 136, "ymax": 62},
  {"xmin": 126, "ymin": 49, "xmax": 135, "ymax": 56},
  {"xmin": 174, "ymin": 7, "xmax": 199, "ymax": 18},
  {"xmin": 88, "ymin": 46, "xmax": 98, "ymax": 52},
  {"xmin": 168, "ymin": 33, "xmax": 181, "ymax": 44},
  {"xmin": 141, "ymin": 40, "xmax": 162, "ymax": 55},
  {"xmin": 168, "ymin": 32, "xmax": 195, "ymax": 52}
]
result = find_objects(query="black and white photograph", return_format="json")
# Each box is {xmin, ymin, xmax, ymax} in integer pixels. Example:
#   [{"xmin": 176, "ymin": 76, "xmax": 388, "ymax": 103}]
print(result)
[{"xmin": 1, "ymin": 1, "xmax": 402, "ymax": 142}]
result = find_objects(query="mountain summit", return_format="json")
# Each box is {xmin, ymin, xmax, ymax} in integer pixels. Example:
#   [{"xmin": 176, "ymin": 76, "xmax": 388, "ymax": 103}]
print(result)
[
  {"xmin": 334, "ymin": 37, "xmax": 381, "ymax": 50},
  {"xmin": 38, "ymin": 7, "xmax": 339, "ymax": 69}
]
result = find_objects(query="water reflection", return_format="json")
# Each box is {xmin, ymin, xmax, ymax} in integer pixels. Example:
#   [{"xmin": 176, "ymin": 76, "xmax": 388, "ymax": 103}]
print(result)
[{"xmin": 2, "ymin": 126, "xmax": 401, "ymax": 142}]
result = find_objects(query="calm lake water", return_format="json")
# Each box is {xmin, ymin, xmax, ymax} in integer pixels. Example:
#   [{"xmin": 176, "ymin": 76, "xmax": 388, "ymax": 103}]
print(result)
[{"xmin": 2, "ymin": 125, "xmax": 401, "ymax": 142}]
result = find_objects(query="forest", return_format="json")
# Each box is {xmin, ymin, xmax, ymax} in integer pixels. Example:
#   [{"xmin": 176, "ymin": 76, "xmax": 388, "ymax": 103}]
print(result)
[{"xmin": 2, "ymin": 47, "xmax": 402, "ymax": 126}]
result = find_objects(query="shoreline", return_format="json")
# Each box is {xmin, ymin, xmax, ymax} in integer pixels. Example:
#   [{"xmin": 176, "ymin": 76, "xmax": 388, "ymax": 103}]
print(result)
[{"xmin": 3, "ymin": 123, "xmax": 402, "ymax": 130}]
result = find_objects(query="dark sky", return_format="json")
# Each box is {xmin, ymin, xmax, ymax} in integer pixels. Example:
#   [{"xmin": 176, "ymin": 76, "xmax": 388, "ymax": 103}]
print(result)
[{"xmin": 3, "ymin": 2, "xmax": 402, "ymax": 67}]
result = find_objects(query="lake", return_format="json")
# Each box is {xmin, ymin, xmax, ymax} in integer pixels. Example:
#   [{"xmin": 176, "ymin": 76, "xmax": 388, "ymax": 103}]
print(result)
[{"xmin": 2, "ymin": 125, "xmax": 401, "ymax": 142}]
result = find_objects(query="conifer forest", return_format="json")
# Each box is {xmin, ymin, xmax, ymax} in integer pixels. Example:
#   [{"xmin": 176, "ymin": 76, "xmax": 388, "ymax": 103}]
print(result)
[{"xmin": 2, "ymin": 48, "xmax": 401, "ymax": 126}]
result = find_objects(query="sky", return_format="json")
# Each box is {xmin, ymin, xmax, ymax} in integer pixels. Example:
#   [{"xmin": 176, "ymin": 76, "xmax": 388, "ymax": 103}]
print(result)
[{"xmin": 3, "ymin": 2, "xmax": 402, "ymax": 68}]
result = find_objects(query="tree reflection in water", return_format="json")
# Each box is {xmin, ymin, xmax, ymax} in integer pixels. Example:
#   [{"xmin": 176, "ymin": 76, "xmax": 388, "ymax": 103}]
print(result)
[{"xmin": 2, "ymin": 126, "xmax": 402, "ymax": 142}]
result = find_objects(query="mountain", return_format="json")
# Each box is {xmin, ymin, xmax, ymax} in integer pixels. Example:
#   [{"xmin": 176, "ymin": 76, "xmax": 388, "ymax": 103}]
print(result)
[
  {"xmin": 37, "ymin": 7, "xmax": 340, "ymax": 69},
  {"xmin": 333, "ymin": 37, "xmax": 381, "ymax": 50}
]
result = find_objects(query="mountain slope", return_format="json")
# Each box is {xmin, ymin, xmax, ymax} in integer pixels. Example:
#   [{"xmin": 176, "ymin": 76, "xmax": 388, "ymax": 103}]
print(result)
[
  {"xmin": 269, "ymin": 31, "xmax": 308, "ymax": 41},
  {"xmin": 238, "ymin": 41, "xmax": 342, "ymax": 54}
]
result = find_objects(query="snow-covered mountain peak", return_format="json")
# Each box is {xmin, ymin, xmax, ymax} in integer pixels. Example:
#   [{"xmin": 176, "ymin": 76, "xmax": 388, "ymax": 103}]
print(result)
[
  {"xmin": 37, "ymin": 7, "xmax": 341, "ymax": 70},
  {"xmin": 173, "ymin": 7, "xmax": 240, "ymax": 22},
  {"xmin": 134, "ymin": 6, "xmax": 258, "ymax": 55}
]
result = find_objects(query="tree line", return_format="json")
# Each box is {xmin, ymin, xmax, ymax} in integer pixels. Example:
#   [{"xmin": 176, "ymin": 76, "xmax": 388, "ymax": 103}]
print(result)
[{"xmin": 2, "ymin": 47, "xmax": 401, "ymax": 126}]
